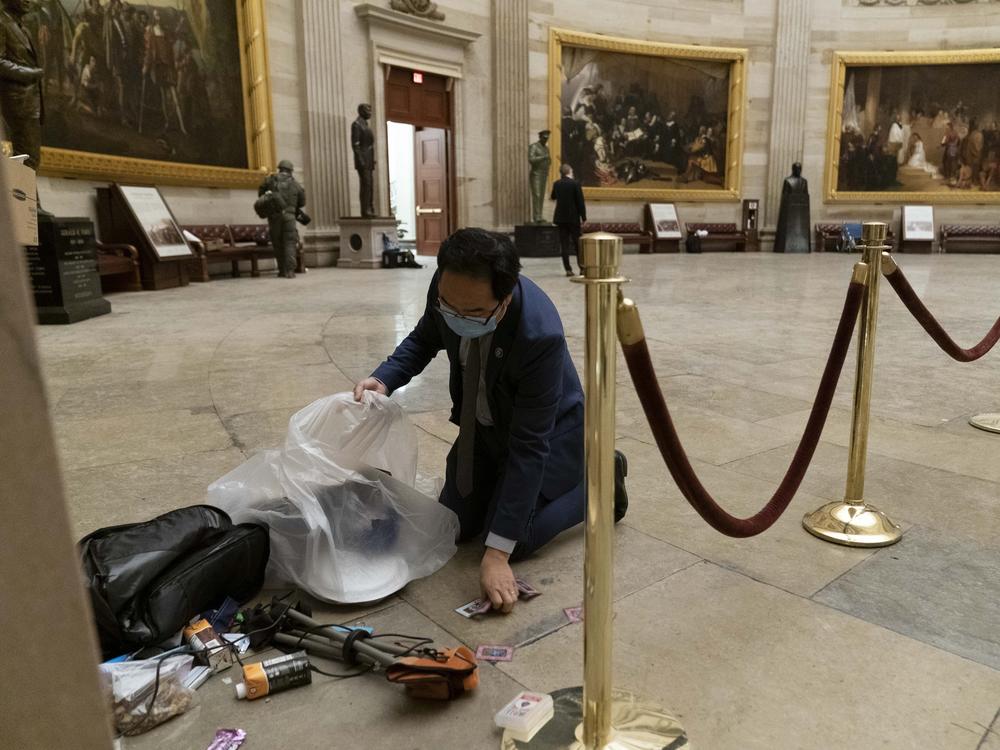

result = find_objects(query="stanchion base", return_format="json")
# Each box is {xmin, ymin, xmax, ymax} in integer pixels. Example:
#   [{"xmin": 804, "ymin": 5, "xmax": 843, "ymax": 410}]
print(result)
[
  {"xmin": 500, "ymin": 686, "xmax": 688, "ymax": 749},
  {"xmin": 802, "ymin": 500, "xmax": 902, "ymax": 547},
  {"xmin": 969, "ymin": 413, "xmax": 1000, "ymax": 434}
]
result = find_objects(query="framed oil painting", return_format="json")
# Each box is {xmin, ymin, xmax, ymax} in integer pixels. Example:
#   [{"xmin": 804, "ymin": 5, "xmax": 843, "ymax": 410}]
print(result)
[
  {"xmin": 826, "ymin": 49, "xmax": 1000, "ymax": 203},
  {"xmin": 548, "ymin": 28, "xmax": 746, "ymax": 202},
  {"xmin": 26, "ymin": 0, "xmax": 274, "ymax": 187}
]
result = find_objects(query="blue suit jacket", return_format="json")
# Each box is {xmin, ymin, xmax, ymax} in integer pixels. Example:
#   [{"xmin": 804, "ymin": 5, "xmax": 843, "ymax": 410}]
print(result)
[{"xmin": 372, "ymin": 273, "xmax": 584, "ymax": 542}]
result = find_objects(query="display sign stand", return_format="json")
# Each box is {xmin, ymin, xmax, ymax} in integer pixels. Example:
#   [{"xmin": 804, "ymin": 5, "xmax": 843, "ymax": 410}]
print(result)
[
  {"xmin": 644, "ymin": 203, "xmax": 681, "ymax": 253},
  {"xmin": 24, "ymin": 214, "xmax": 111, "ymax": 324},
  {"xmin": 96, "ymin": 186, "xmax": 192, "ymax": 290},
  {"xmin": 742, "ymin": 198, "xmax": 761, "ymax": 252},
  {"xmin": 900, "ymin": 205, "xmax": 935, "ymax": 254}
]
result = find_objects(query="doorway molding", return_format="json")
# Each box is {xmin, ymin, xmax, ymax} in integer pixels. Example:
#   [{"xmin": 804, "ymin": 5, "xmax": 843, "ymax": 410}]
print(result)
[{"xmin": 354, "ymin": 4, "xmax": 480, "ymax": 224}]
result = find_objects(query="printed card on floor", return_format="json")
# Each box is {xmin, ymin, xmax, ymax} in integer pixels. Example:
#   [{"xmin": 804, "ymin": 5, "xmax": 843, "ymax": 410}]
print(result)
[
  {"xmin": 455, "ymin": 598, "xmax": 493, "ymax": 618},
  {"xmin": 515, "ymin": 577, "xmax": 540, "ymax": 599},
  {"xmin": 564, "ymin": 606, "xmax": 584, "ymax": 623},
  {"xmin": 476, "ymin": 645, "xmax": 515, "ymax": 662}
]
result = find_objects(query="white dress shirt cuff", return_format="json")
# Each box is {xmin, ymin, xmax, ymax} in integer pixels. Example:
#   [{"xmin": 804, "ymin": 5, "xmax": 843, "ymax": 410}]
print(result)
[{"xmin": 484, "ymin": 532, "xmax": 518, "ymax": 555}]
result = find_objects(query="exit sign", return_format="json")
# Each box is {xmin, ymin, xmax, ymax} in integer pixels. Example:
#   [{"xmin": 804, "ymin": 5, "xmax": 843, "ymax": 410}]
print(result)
[{"xmin": 412, "ymin": 71, "xmax": 424, "ymax": 84}]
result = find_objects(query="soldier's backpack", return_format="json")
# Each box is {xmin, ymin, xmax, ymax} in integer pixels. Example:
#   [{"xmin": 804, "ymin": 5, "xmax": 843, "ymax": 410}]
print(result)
[{"xmin": 254, "ymin": 176, "xmax": 288, "ymax": 219}]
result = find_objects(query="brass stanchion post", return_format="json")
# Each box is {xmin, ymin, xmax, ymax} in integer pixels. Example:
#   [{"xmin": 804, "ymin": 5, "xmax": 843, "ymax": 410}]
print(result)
[
  {"xmin": 803, "ymin": 222, "xmax": 902, "ymax": 547},
  {"xmin": 502, "ymin": 233, "xmax": 686, "ymax": 749}
]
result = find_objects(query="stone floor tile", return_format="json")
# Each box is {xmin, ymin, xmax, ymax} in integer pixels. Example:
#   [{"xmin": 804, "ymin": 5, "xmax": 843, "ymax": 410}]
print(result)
[
  {"xmin": 54, "ymin": 409, "xmax": 233, "ymax": 471},
  {"xmin": 123, "ymin": 600, "xmax": 527, "ymax": 750},
  {"xmin": 52, "ymin": 375, "xmax": 213, "ymax": 420},
  {"xmin": 500, "ymin": 562, "xmax": 1000, "ymax": 750},
  {"xmin": 725, "ymin": 440, "xmax": 1000, "ymax": 546},
  {"xmin": 63, "ymin": 448, "xmax": 245, "ymax": 539},
  {"xmin": 400, "ymin": 524, "xmax": 698, "ymax": 651},
  {"xmin": 760, "ymin": 407, "xmax": 1000, "ymax": 484},
  {"xmin": 209, "ymin": 363, "xmax": 355, "ymax": 418},
  {"xmin": 617, "ymin": 437, "xmax": 876, "ymax": 596},
  {"xmin": 814, "ymin": 526, "xmax": 1000, "ymax": 670}
]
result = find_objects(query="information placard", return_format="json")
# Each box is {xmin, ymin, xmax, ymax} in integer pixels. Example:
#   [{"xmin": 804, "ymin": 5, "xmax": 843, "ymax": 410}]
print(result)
[
  {"xmin": 647, "ymin": 203, "xmax": 682, "ymax": 239},
  {"xmin": 118, "ymin": 185, "xmax": 192, "ymax": 259},
  {"xmin": 902, "ymin": 205, "xmax": 935, "ymax": 242}
]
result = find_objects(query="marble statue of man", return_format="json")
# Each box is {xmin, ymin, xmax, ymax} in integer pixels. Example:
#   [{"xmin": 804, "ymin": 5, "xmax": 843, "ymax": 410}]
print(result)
[
  {"xmin": 0, "ymin": 0, "xmax": 44, "ymax": 170},
  {"xmin": 528, "ymin": 130, "xmax": 551, "ymax": 224}
]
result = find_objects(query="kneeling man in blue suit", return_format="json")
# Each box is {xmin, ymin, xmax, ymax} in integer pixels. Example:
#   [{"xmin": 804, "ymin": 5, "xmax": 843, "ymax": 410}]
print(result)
[{"xmin": 354, "ymin": 228, "xmax": 627, "ymax": 613}]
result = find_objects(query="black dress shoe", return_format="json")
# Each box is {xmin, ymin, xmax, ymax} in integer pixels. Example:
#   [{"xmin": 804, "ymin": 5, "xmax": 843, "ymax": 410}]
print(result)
[{"xmin": 614, "ymin": 450, "xmax": 628, "ymax": 522}]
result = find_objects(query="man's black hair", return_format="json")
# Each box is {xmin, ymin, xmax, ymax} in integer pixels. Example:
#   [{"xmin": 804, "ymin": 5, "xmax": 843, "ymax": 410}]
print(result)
[{"xmin": 437, "ymin": 228, "xmax": 522, "ymax": 301}]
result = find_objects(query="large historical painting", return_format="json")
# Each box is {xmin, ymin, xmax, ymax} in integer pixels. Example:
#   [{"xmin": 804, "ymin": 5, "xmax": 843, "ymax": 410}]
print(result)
[
  {"xmin": 26, "ymin": 0, "xmax": 273, "ymax": 187},
  {"xmin": 549, "ymin": 29, "xmax": 746, "ymax": 202},
  {"xmin": 826, "ymin": 50, "xmax": 1000, "ymax": 203}
]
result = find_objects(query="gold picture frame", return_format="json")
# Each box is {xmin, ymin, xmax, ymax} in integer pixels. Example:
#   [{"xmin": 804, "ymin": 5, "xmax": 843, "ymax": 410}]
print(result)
[
  {"xmin": 548, "ymin": 28, "xmax": 747, "ymax": 202},
  {"xmin": 39, "ymin": 0, "xmax": 275, "ymax": 189},
  {"xmin": 825, "ymin": 49, "xmax": 1000, "ymax": 203}
]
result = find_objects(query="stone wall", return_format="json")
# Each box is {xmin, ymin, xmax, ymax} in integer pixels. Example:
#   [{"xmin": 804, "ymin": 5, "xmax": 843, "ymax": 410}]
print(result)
[{"xmin": 33, "ymin": 0, "xmax": 1000, "ymax": 254}]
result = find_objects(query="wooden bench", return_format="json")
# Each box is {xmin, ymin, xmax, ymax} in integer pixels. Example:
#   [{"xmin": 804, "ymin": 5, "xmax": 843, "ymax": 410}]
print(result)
[
  {"xmin": 183, "ymin": 224, "xmax": 306, "ymax": 280},
  {"xmin": 581, "ymin": 222, "xmax": 654, "ymax": 253},
  {"xmin": 96, "ymin": 241, "xmax": 142, "ymax": 292},
  {"xmin": 940, "ymin": 225, "xmax": 1000, "ymax": 254},
  {"xmin": 814, "ymin": 223, "xmax": 897, "ymax": 253},
  {"xmin": 684, "ymin": 222, "xmax": 746, "ymax": 252}
]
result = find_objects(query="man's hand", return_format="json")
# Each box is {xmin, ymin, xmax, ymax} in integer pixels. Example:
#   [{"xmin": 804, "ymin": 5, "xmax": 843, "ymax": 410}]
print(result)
[
  {"xmin": 480, "ymin": 547, "xmax": 518, "ymax": 613},
  {"xmin": 353, "ymin": 377, "xmax": 387, "ymax": 402}
]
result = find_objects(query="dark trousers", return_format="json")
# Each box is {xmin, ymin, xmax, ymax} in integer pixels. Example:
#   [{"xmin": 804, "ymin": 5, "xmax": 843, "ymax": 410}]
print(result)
[
  {"xmin": 268, "ymin": 212, "xmax": 298, "ymax": 274},
  {"xmin": 438, "ymin": 423, "xmax": 585, "ymax": 561},
  {"xmin": 6, "ymin": 116, "xmax": 42, "ymax": 171},
  {"xmin": 556, "ymin": 222, "xmax": 581, "ymax": 273}
]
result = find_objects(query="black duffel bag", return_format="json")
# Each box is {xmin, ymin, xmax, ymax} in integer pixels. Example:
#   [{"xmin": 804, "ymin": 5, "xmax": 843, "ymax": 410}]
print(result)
[{"xmin": 79, "ymin": 505, "xmax": 269, "ymax": 659}]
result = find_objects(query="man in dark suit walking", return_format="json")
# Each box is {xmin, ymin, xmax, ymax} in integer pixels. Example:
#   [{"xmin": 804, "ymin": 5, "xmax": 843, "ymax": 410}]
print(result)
[
  {"xmin": 550, "ymin": 164, "xmax": 587, "ymax": 277},
  {"xmin": 354, "ymin": 228, "xmax": 627, "ymax": 613}
]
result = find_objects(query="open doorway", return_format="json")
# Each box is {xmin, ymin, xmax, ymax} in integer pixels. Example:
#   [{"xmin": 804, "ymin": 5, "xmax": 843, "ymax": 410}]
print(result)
[{"xmin": 383, "ymin": 67, "xmax": 454, "ymax": 256}]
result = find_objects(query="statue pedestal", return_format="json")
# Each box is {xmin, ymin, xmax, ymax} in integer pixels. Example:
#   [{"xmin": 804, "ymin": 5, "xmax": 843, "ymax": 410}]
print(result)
[
  {"xmin": 337, "ymin": 217, "xmax": 398, "ymax": 269},
  {"xmin": 25, "ymin": 215, "xmax": 111, "ymax": 324},
  {"xmin": 515, "ymin": 223, "xmax": 560, "ymax": 258}
]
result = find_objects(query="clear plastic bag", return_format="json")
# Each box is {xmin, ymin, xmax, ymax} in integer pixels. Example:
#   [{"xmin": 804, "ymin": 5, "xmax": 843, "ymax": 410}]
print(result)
[
  {"xmin": 100, "ymin": 655, "xmax": 195, "ymax": 736},
  {"xmin": 208, "ymin": 392, "xmax": 459, "ymax": 603}
]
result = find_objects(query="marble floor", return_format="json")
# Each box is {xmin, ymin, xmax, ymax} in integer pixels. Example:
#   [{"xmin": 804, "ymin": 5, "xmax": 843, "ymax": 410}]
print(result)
[{"xmin": 37, "ymin": 253, "xmax": 1000, "ymax": 749}]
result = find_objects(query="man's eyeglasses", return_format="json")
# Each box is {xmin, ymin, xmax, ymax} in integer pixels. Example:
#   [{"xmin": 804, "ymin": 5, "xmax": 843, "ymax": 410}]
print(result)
[{"xmin": 436, "ymin": 297, "xmax": 503, "ymax": 326}]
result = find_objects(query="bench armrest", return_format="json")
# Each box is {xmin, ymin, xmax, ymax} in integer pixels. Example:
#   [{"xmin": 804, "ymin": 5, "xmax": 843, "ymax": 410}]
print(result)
[{"xmin": 95, "ymin": 242, "xmax": 139, "ymax": 261}]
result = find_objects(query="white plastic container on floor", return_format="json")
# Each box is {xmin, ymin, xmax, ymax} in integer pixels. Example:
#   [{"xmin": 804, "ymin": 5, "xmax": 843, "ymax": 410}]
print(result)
[{"xmin": 494, "ymin": 691, "xmax": 554, "ymax": 742}]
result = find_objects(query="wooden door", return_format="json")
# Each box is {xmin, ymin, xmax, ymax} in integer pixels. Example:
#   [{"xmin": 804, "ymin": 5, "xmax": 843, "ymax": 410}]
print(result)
[{"xmin": 414, "ymin": 127, "xmax": 448, "ymax": 255}]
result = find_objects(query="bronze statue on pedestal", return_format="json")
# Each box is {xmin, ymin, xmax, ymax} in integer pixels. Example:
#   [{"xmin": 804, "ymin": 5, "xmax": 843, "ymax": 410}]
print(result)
[
  {"xmin": 352, "ymin": 103, "xmax": 376, "ymax": 218},
  {"xmin": 774, "ymin": 162, "xmax": 811, "ymax": 253},
  {"xmin": 0, "ymin": 0, "xmax": 44, "ymax": 170},
  {"xmin": 528, "ymin": 130, "xmax": 551, "ymax": 224}
]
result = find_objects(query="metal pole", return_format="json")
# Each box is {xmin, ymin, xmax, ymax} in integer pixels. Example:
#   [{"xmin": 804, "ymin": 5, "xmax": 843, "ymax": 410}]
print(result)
[
  {"xmin": 500, "ymin": 234, "xmax": 687, "ymax": 749},
  {"xmin": 580, "ymin": 233, "xmax": 620, "ymax": 748},
  {"xmin": 803, "ymin": 222, "xmax": 902, "ymax": 547}
]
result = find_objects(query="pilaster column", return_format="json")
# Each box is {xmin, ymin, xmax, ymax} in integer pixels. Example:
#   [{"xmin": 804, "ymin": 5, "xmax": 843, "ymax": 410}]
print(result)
[
  {"xmin": 301, "ymin": 0, "xmax": 351, "ymax": 264},
  {"xmin": 492, "ymin": 0, "xmax": 530, "ymax": 229},
  {"xmin": 764, "ymin": 0, "xmax": 814, "ymax": 229}
]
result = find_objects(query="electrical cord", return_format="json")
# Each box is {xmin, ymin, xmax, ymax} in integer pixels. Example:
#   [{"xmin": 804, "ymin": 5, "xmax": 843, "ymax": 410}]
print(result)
[{"xmin": 120, "ymin": 592, "xmax": 439, "ymax": 738}]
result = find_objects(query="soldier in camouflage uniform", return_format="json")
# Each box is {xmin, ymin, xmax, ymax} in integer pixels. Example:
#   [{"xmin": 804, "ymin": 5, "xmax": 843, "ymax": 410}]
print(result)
[{"xmin": 258, "ymin": 160, "xmax": 306, "ymax": 278}]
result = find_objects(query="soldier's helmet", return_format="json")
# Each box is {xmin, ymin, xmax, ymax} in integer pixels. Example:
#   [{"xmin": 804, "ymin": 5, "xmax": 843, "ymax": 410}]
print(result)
[{"xmin": 278, "ymin": 160, "xmax": 295, "ymax": 173}]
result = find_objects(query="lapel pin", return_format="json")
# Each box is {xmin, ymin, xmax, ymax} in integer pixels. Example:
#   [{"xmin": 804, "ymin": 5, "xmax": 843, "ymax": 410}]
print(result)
[{"xmin": 494, "ymin": 347, "xmax": 504, "ymax": 359}]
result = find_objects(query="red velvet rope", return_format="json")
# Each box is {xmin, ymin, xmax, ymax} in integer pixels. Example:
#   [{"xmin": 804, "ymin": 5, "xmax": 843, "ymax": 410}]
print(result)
[
  {"xmin": 620, "ymin": 280, "xmax": 865, "ymax": 537},
  {"xmin": 883, "ymin": 265, "xmax": 1000, "ymax": 362}
]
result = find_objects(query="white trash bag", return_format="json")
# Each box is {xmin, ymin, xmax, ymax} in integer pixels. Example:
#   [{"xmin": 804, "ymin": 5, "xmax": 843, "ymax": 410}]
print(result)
[{"xmin": 208, "ymin": 392, "xmax": 459, "ymax": 603}]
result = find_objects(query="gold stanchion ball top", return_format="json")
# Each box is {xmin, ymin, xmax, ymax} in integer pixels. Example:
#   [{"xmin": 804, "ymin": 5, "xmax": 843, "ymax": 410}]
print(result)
[
  {"xmin": 579, "ymin": 232, "xmax": 623, "ymax": 279},
  {"xmin": 861, "ymin": 221, "xmax": 888, "ymax": 246}
]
